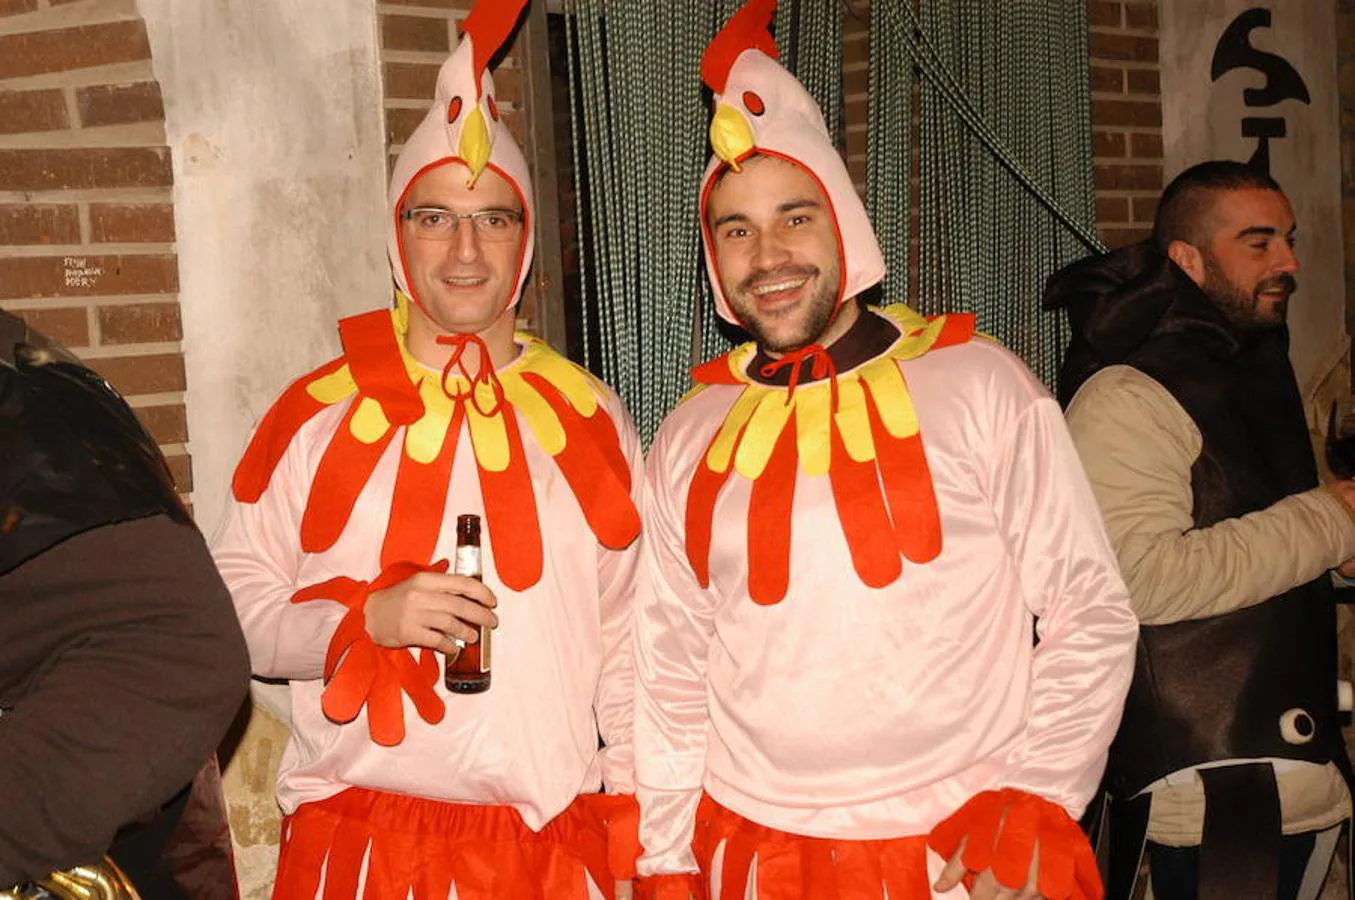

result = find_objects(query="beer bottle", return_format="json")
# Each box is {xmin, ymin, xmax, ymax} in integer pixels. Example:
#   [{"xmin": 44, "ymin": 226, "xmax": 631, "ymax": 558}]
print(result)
[{"xmin": 445, "ymin": 513, "xmax": 491, "ymax": 693}]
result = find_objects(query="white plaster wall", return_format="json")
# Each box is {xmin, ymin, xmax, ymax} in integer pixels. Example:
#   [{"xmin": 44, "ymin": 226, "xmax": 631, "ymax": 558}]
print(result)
[
  {"xmin": 137, "ymin": 0, "xmax": 390, "ymax": 535},
  {"xmin": 136, "ymin": 4, "xmax": 389, "ymax": 893},
  {"xmin": 1160, "ymin": 0, "xmax": 1347, "ymax": 398}
]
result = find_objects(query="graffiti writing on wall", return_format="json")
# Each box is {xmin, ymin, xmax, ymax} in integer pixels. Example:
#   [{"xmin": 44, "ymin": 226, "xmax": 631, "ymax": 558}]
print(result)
[{"xmin": 1210, "ymin": 7, "xmax": 1311, "ymax": 174}]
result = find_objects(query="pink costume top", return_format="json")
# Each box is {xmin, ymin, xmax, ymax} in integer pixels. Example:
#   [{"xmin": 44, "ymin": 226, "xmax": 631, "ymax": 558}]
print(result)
[
  {"xmin": 634, "ymin": 0, "xmax": 1138, "ymax": 882},
  {"xmin": 212, "ymin": 0, "xmax": 641, "ymax": 833},
  {"xmin": 635, "ymin": 306, "xmax": 1138, "ymax": 871},
  {"xmin": 214, "ymin": 314, "xmax": 641, "ymax": 829}
]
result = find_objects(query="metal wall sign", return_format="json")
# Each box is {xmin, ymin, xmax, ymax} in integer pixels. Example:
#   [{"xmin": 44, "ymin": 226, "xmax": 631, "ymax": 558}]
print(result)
[{"xmin": 1160, "ymin": 0, "xmax": 1345, "ymax": 396}]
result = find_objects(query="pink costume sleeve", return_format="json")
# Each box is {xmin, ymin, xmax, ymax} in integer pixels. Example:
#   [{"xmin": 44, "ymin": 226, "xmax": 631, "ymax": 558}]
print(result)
[
  {"xmin": 594, "ymin": 399, "xmax": 644, "ymax": 795},
  {"xmin": 633, "ymin": 425, "xmax": 719, "ymax": 877},
  {"xmin": 985, "ymin": 395, "xmax": 1138, "ymax": 815},
  {"xmin": 211, "ymin": 410, "xmax": 348, "ymax": 681}
]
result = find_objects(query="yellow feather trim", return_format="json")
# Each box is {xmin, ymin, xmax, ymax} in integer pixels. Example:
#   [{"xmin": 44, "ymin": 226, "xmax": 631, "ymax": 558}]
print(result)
[
  {"xmin": 879, "ymin": 303, "xmax": 929, "ymax": 334},
  {"xmin": 706, "ymin": 387, "xmax": 762, "ymax": 474},
  {"xmin": 679, "ymin": 382, "xmax": 710, "ymax": 405},
  {"xmin": 350, "ymin": 397, "xmax": 392, "ymax": 445},
  {"xmin": 692, "ymin": 305, "xmax": 961, "ymax": 478},
  {"xmin": 518, "ymin": 342, "xmax": 600, "ymax": 417},
  {"xmin": 859, "ymin": 358, "xmax": 919, "ymax": 440},
  {"xmin": 407, "ymin": 379, "xmax": 455, "ymax": 464},
  {"xmin": 467, "ymin": 399, "xmax": 509, "ymax": 471},
  {"xmin": 307, "ymin": 365, "xmax": 357, "ymax": 405},
  {"xmin": 502, "ymin": 375, "xmax": 565, "ymax": 455},
  {"xmin": 794, "ymin": 385, "xmax": 832, "ymax": 477},
  {"xmin": 377, "ymin": 296, "xmax": 614, "ymax": 471},
  {"xmin": 833, "ymin": 377, "xmax": 873, "ymax": 463},
  {"xmin": 734, "ymin": 390, "xmax": 794, "ymax": 479}
]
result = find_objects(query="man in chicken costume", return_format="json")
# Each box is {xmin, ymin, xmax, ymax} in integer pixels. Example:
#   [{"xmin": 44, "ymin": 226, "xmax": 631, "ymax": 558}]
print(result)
[
  {"xmin": 632, "ymin": 3, "xmax": 1139, "ymax": 898},
  {"xmin": 211, "ymin": 0, "xmax": 643, "ymax": 896}
]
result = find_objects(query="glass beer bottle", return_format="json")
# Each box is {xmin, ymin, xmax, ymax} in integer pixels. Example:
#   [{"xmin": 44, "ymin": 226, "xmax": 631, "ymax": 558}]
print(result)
[{"xmin": 445, "ymin": 514, "xmax": 491, "ymax": 693}]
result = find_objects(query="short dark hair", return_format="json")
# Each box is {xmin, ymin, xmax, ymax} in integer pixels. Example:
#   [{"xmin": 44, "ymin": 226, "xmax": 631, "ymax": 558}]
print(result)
[{"xmin": 1152, "ymin": 160, "xmax": 1283, "ymax": 250}]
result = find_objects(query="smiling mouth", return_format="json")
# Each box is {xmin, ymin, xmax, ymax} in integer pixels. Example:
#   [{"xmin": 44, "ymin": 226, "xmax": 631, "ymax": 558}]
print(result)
[
  {"xmin": 751, "ymin": 277, "xmax": 810, "ymax": 297},
  {"xmin": 443, "ymin": 277, "xmax": 488, "ymax": 287}
]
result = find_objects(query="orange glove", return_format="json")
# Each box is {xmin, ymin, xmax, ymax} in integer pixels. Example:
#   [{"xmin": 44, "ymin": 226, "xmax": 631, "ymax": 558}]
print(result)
[
  {"xmin": 927, "ymin": 788, "xmax": 1102, "ymax": 900},
  {"xmin": 290, "ymin": 560, "xmax": 450, "ymax": 746}
]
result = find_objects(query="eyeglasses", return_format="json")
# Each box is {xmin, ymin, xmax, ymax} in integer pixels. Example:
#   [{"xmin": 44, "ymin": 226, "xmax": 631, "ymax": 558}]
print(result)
[{"xmin": 401, "ymin": 207, "xmax": 524, "ymax": 242}]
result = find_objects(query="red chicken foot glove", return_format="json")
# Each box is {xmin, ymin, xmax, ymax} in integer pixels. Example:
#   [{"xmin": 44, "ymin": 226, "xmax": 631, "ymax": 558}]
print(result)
[
  {"xmin": 927, "ymin": 788, "xmax": 1102, "ymax": 900},
  {"xmin": 289, "ymin": 560, "xmax": 450, "ymax": 746}
]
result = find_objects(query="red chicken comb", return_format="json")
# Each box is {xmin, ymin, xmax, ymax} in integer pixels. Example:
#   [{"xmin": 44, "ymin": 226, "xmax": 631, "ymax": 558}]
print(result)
[
  {"xmin": 701, "ymin": 0, "xmax": 780, "ymax": 95},
  {"xmin": 460, "ymin": 0, "xmax": 529, "ymax": 97}
]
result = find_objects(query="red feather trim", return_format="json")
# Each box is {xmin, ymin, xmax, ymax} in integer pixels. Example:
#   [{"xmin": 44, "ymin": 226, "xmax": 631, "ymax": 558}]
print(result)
[
  {"xmin": 691, "ymin": 352, "xmax": 743, "ymax": 386},
  {"xmin": 862, "ymin": 378, "xmax": 943, "ymax": 564},
  {"xmin": 477, "ymin": 408, "xmax": 542, "ymax": 591},
  {"xmin": 594, "ymin": 794, "xmax": 641, "ymax": 882},
  {"xmin": 930, "ymin": 312, "xmax": 977, "ymax": 349},
  {"xmin": 231, "ymin": 356, "xmax": 347, "ymax": 503},
  {"xmin": 685, "ymin": 394, "xmax": 755, "ymax": 587},
  {"xmin": 927, "ymin": 789, "xmax": 1103, "ymax": 900},
  {"xmin": 459, "ymin": 0, "xmax": 529, "ymax": 98},
  {"xmin": 701, "ymin": 0, "xmax": 780, "ymax": 95},
  {"xmin": 690, "ymin": 792, "xmax": 930, "ymax": 899},
  {"xmin": 518, "ymin": 372, "xmax": 640, "ymax": 550},
  {"xmin": 685, "ymin": 465, "xmax": 735, "ymax": 590},
  {"xmin": 338, "ymin": 309, "xmax": 423, "ymax": 426},
  {"xmin": 381, "ymin": 404, "xmax": 466, "ymax": 570},
  {"xmin": 634, "ymin": 875, "xmax": 706, "ymax": 900},
  {"xmin": 746, "ymin": 408, "xmax": 798, "ymax": 604},
  {"xmin": 827, "ymin": 421, "xmax": 902, "ymax": 589},
  {"xmin": 299, "ymin": 400, "xmax": 399, "ymax": 554},
  {"xmin": 275, "ymin": 790, "xmax": 632, "ymax": 900}
]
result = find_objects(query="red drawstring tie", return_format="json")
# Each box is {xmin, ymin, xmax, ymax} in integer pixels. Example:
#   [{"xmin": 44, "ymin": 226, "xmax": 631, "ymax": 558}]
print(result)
[
  {"xmin": 759, "ymin": 343, "xmax": 840, "ymax": 410},
  {"xmin": 436, "ymin": 332, "xmax": 506, "ymax": 417}
]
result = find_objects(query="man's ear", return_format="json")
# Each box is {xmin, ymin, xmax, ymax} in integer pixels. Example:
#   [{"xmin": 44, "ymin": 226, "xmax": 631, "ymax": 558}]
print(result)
[{"xmin": 1166, "ymin": 240, "xmax": 1206, "ymax": 288}]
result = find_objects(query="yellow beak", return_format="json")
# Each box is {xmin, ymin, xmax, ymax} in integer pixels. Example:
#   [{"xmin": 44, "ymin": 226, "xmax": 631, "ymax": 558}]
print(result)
[
  {"xmin": 458, "ymin": 105, "xmax": 493, "ymax": 188},
  {"xmin": 710, "ymin": 103, "xmax": 756, "ymax": 171}
]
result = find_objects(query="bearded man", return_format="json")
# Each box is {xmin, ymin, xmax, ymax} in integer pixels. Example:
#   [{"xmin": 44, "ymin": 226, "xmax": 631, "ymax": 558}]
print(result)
[{"xmin": 1047, "ymin": 159, "xmax": 1355, "ymax": 900}]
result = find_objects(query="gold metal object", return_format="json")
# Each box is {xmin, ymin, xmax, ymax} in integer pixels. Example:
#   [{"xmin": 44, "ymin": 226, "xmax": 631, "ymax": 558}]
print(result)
[{"xmin": 0, "ymin": 857, "xmax": 139, "ymax": 900}]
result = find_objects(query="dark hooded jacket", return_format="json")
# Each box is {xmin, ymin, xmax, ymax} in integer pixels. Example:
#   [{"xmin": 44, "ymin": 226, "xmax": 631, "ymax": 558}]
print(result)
[
  {"xmin": 0, "ymin": 310, "xmax": 248, "ymax": 896},
  {"xmin": 1043, "ymin": 242, "xmax": 1347, "ymax": 799}
]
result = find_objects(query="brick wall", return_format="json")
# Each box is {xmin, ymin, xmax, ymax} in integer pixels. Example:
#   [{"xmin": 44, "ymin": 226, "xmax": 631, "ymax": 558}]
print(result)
[
  {"xmin": 1088, "ymin": 0, "xmax": 1164, "ymax": 247},
  {"xmin": 0, "ymin": 1, "xmax": 190, "ymax": 499},
  {"xmin": 377, "ymin": 0, "xmax": 535, "ymax": 329},
  {"xmin": 843, "ymin": 5, "xmax": 869, "ymax": 189}
]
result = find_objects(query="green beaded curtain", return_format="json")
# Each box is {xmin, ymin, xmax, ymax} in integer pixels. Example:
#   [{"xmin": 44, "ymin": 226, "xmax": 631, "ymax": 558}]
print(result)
[
  {"xmin": 869, "ymin": 0, "xmax": 1102, "ymax": 385},
  {"xmin": 561, "ymin": 0, "xmax": 1102, "ymax": 439},
  {"xmin": 560, "ymin": 0, "xmax": 843, "ymax": 441}
]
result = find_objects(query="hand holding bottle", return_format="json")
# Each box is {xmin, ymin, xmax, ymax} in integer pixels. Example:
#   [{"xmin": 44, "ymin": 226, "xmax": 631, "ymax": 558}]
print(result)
[{"xmin": 364, "ymin": 569, "xmax": 498, "ymax": 653}]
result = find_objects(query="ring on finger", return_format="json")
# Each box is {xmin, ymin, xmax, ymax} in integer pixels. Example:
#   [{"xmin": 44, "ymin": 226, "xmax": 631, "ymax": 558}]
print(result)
[{"xmin": 440, "ymin": 633, "xmax": 464, "ymax": 660}]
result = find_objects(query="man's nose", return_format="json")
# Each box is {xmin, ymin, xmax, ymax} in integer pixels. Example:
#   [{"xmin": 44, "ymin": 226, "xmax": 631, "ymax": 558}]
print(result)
[
  {"xmin": 752, "ymin": 231, "xmax": 790, "ymax": 269},
  {"xmin": 452, "ymin": 217, "xmax": 481, "ymax": 263},
  {"xmin": 1273, "ymin": 239, "xmax": 1299, "ymax": 275}
]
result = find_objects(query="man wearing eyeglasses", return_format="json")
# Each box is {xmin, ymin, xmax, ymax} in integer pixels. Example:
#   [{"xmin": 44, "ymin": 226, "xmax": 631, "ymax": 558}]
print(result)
[{"xmin": 211, "ymin": 2, "xmax": 644, "ymax": 897}]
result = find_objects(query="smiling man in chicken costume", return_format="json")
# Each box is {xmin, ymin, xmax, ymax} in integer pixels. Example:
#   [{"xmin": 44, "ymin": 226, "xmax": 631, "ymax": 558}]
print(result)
[
  {"xmin": 631, "ymin": 3, "xmax": 1139, "ymax": 899},
  {"xmin": 211, "ymin": 0, "xmax": 643, "ymax": 896}
]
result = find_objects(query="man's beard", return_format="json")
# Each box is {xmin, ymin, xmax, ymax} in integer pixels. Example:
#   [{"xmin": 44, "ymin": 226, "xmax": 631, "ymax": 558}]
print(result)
[
  {"xmin": 728, "ymin": 262, "xmax": 841, "ymax": 353},
  {"xmin": 1201, "ymin": 255, "xmax": 1296, "ymax": 332}
]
